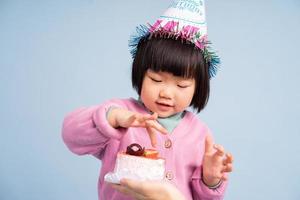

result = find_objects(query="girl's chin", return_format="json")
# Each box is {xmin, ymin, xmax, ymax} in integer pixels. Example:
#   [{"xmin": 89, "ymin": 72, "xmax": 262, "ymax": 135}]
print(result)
[{"xmin": 156, "ymin": 111, "xmax": 174, "ymax": 118}]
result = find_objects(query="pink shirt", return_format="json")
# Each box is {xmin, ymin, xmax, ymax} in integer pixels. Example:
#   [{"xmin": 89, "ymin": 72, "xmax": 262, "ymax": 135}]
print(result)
[{"xmin": 62, "ymin": 98, "xmax": 227, "ymax": 200}]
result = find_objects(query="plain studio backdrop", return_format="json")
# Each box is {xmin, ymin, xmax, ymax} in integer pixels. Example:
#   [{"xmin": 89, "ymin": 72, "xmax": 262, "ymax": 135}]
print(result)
[{"xmin": 1, "ymin": 0, "xmax": 299, "ymax": 199}]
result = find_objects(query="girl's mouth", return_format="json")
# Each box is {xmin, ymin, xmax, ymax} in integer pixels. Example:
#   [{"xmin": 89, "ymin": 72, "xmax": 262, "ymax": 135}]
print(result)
[{"xmin": 156, "ymin": 102, "xmax": 174, "ymax": 111}]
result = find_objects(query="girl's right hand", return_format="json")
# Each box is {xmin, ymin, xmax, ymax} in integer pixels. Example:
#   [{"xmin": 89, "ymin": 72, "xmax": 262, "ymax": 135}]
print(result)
[{"xmin": 107, "ymin": 108, "xmax": 168, "ymax": 147}]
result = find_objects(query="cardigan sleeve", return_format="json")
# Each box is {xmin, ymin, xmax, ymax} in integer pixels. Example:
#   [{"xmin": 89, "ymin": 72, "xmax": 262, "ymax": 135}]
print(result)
[
  {"xmin": 61, "ymin": 99, "xmax": 127, "ymax": 158},
  {"xmin": 191, "ymin": 166, "xmax": 228, "ymax": 200}
]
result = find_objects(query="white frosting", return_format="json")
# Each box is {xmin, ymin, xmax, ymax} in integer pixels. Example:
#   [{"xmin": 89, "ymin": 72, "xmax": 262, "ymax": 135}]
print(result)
[{"xmin": 104, "ymin": 153, "xmax": 165, "ymax": 184}]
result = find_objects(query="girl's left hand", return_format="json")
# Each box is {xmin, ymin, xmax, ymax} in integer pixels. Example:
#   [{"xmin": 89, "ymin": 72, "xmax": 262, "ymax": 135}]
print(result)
[{"xmin": 202, "ymin": 134, "xmax": 233, "ymax": 187}]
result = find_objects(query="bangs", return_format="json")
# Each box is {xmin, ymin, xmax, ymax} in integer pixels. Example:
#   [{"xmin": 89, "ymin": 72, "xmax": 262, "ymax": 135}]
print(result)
[{"xmin": 142, "ymin": 37, "xmax": 205, "ymax": 79}]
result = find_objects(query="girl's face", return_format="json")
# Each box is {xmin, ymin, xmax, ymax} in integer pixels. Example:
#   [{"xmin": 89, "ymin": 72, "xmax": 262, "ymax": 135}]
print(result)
[{"xmin": 141, "ymin": 69, "xmax": 195, "ymax": 118}]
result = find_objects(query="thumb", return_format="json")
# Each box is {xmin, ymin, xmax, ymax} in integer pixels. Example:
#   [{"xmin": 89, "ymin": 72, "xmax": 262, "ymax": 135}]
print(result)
[{"xmin": 205, "ymin": 134, "xmax": 214, "ymax": 154}]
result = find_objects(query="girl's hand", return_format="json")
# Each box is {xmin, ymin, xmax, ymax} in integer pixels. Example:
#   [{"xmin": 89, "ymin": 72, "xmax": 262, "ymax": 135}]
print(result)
[
  {"xmin": 111, "ymin": 179, "xmax": 186, "ymax": 200},
  {"xmin": 107, "ymin": 108, "xmax": 168, "ymax": 147},
  {"xmin": 202, "ymin": 134, "xmax": 233, "ymax": 187}
]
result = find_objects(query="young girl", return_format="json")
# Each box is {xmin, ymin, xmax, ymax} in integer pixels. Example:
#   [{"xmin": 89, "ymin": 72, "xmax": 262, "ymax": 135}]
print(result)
[{"xmin": 62, "ymin": 0, "xmax": 233, "ymax": 199}]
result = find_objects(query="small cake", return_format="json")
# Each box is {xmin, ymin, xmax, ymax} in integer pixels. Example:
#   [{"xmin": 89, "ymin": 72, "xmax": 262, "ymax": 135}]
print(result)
[{"xmin": 104, "ymin": 143, "xmax": 165, "ymax": 184}]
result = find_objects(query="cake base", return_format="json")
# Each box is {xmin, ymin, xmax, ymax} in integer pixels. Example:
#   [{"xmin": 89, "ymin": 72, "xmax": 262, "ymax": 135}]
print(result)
[{"xmin": 104, "ymin": 153, "xmax": 165, "ymax": 184}]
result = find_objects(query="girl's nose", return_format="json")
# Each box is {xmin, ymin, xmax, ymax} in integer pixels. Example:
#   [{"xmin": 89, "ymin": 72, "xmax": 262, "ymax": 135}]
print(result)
[{"xmin": 159, "ymin": 87, "xmax": 172, "ymax": 99}]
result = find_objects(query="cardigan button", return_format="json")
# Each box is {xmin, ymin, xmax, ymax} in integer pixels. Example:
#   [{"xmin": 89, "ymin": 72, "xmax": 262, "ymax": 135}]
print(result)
[
  {"xmin": 164, "ymin": 139, "xmax": 172, "ymax": 148},
  {"xmin": 165, "ymin": 171, "xmax": 173, "ymax": 180}
]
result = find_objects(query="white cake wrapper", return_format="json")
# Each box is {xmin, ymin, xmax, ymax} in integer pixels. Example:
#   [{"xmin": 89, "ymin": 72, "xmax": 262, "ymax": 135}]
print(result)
[{"xmin": 104, "ymin": 153, "xmax": 165, "ymax": 184}]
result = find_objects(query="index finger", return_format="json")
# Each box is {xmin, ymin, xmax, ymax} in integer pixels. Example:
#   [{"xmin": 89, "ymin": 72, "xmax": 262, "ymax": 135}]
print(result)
[
  {"xmin": 213, "ymin": 144, "xmax": 225, "ymax": 157},
  {"xmin": 145, "ymin": 120, "xmax": 168, "ymax": 135},
  {"xmin": 146, "ymin": 126, "xmax": 157, "ymax": 148},
  {"xmin": 223, "ymin": 153, "xmax": 234, "ymax": 164}
]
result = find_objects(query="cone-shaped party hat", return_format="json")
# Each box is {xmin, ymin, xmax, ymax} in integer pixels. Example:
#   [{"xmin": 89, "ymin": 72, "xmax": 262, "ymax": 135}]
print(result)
[{"xmin": 129, "ymin": 0, "xmax": 220, "ymax": 78}]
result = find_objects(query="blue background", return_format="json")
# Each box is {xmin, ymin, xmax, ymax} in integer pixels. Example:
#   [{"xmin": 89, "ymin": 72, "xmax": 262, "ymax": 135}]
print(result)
[{"xmin": 1, "ymin": 0, "xmax": 299, "ymax": 199}]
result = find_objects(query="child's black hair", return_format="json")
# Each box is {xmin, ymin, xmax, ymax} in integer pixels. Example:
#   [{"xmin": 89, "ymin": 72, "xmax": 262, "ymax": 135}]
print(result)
[{"xmin": 131, "ymin": 37, "xmax": 210, "ymax": 113}]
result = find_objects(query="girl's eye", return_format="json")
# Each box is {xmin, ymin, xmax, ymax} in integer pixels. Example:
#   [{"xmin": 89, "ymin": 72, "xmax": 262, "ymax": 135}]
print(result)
[
  {"xmin": 177, "ymin": 85, "xmax": 189, "ymax": 88},
  {"xmin": 150, "ymin": 77, "xmax": 162, "ymax": 82}
]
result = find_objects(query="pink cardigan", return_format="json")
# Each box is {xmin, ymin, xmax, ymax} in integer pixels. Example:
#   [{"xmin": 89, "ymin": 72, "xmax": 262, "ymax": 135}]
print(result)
[{"xmin": 62, "ymin": 98, "xmax": 227, "ymax": 200}]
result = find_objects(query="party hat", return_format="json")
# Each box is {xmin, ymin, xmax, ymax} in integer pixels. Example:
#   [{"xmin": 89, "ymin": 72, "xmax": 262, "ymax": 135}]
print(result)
[{"xmin": 129, "ymin": 0, "xmax": 220, "ymax": 78}]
